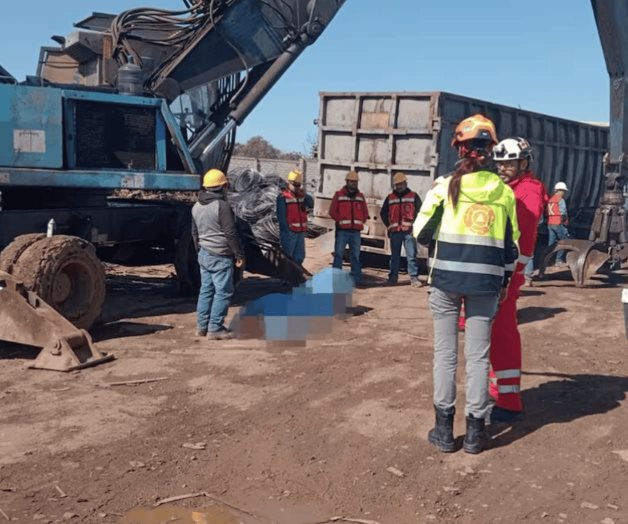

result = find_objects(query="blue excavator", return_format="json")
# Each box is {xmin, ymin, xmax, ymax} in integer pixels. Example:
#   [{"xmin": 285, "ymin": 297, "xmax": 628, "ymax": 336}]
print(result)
[{"xmin": 0, "ymin": 0, "xmax": 346, "ymax": 370}]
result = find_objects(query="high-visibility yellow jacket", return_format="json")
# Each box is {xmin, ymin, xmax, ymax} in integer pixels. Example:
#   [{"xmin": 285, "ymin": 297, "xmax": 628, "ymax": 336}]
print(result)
[{"xmin": 413, "ymin": 170, "xmax": 520, "ymax": 296}]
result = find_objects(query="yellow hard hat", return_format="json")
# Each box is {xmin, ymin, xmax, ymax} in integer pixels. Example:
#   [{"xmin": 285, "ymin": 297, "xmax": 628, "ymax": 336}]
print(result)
[
  {"xmin": 287, "ymin": 170, "xmax": 303, "ymax": 183},
  {"xmin": 345, "ymin": 170, "xmax": 359, "ymax": 182},
  {"xmin": 202, "ymin": 168, "xmax": 227, "ymax": 188},
  {"xmin": 393, "ymin": 172, "xmax": 407, "ymax": 185}
]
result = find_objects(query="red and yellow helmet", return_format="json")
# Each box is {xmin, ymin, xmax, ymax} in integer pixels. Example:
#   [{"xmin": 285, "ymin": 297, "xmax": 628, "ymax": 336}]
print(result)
[{"xmin": 451, "ymin": 114, "xmax": 498, "ymax": 147}]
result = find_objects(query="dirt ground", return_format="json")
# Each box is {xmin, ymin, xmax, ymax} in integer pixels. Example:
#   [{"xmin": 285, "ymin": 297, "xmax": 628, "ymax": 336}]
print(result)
[{"xmin": 1, "ymin": 239, "xmax": 628, "ymax": 524}]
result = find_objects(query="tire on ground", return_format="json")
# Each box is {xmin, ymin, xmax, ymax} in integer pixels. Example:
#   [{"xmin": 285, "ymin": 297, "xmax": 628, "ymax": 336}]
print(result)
[
  {"xmin": 0, "ymin": 233, "xmax": 46, "ymax": 274},
  {"xmin": 10, "ymin": 235, "xmax": 106, "ymax": 329}
]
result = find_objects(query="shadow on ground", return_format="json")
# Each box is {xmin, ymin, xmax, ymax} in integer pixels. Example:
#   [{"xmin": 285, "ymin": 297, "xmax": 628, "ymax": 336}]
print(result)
[
  {"xmin": 489, "ymin": 371, "xmax": 628, "ymax": 448},
  {"xmin": 517, "ymin": 306, "xmax": 568, "ymax": 325}
]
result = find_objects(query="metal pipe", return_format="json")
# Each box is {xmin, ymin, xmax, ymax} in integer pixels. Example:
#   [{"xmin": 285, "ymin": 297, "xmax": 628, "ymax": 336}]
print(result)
[
  {"xmin": 198, "ymin": 119, "xmax": 236, "ymax": 166},
  {"xmin": 193, "ymin": 37, "xmax": 310, "ymax": 165},
  {"xmin": 229, "ymin": 39, "xmax": 308, "ymax": 125}
]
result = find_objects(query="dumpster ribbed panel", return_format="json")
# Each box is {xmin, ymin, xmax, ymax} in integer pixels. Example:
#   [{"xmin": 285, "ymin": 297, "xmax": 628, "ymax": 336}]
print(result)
[{"xmin": 315, "ymin": 91, "xmax": 609, "ymax": 247}]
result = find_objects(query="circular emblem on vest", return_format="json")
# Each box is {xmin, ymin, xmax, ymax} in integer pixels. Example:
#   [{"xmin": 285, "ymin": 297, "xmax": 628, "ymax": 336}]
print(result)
[{"xmin": 464, "ymin": 204, "xmax": 496, "ymax": 235}]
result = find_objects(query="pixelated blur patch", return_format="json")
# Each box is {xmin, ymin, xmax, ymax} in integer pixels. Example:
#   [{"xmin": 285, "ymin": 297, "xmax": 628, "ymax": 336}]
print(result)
[
  {"xmin": 120, "ymin": 504, "xmax": 237, "ymax": 523},
  {"xmin": 230, "ymin": 268, "xmax": 354, "ymax": 342}
]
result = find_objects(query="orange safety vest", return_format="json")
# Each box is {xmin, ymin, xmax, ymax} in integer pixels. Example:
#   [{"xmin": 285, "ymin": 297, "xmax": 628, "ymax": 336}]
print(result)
[
  {"xmin": 547, "ymin": 194, "xmax": 564, "ymax": 226},
  {"xmin": 282, "ymin": 189, "xmax": 308, "ymax": 233},
  {"xmin": 330, "ymin": 187, "xmax": 368, "ymax": 231},
  {"xmin": 387, "ymin": 191, "xmax": 417, "ymax": 232}
]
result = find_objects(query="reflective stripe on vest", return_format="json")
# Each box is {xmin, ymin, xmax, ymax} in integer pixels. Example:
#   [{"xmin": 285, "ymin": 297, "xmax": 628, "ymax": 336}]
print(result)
[
  {"xmin": 494, "ymin": 369, "xmax": 521, "ymax": 379},
  {"xmin": 497, "ymin": 384, "xmax": 521, "ymax": 394},
  {"xmin": 283, "ymin": 190, "xmax": 308, "ymax": 233},
  {"xmin": 429, "ymin": 258, "xmax": 506, "ymax": 277},
  {"xmin": 388, "ymin": 192, "xmax": 417, "ymax": 233},
  {"xmin": 437, "ymin": 231, "xmax": 505, "ymax": 248},
  {"xmin": 338, "ymin": 195, "xmax": 365, "ymax": 202}
]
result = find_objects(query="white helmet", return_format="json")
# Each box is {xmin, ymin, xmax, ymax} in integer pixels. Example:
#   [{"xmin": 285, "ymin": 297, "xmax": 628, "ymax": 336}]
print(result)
[
  {"xmin": 555, "ymin": 181, "xmax": 568, "ymax": 191},
  {"xmin": 492, "ymin": 137, "xmax": 533, "ymax": 162}
]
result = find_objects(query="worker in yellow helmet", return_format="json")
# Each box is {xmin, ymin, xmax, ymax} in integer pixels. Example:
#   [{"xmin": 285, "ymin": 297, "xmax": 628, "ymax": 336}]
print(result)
[
  {"xmin": 191, "ymin": 168, "xmax": 245, "ymax": 340},
  {"xmin": 276, "ymin": 170, "xmax": 313, "ymax": 265},
  {"xmin": 380, "ymin": 172, "xmax": 423, "ymax": 286}
]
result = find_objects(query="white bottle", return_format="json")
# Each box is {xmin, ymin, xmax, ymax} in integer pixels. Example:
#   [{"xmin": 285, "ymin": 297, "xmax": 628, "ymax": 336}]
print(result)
[{"xmin": 47, "ymin": 218, "xmax": 56, "ymax": 238}]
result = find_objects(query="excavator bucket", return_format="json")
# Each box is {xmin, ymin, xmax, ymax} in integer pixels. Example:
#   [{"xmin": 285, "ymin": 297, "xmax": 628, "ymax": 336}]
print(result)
[
  {"xmin": 539, "ymin": 239, "xmax": 610, "ymax": 287},
  {"xmin": 0, "ymin": 271, "xmax": 114, "ymax": 371}
]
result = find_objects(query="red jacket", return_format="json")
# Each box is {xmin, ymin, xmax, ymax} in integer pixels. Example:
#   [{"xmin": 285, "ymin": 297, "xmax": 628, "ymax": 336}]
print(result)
[
  {"xmin": 329, "ymin": 187, "xmax": 369, "ymax": 231},
  {"xmin": 281, "ymin": 188, "xmax": 308, "ymax": 232},
  {"xmin": 508, "ymin": 171, "xmax": 548, "ymax": 270}
]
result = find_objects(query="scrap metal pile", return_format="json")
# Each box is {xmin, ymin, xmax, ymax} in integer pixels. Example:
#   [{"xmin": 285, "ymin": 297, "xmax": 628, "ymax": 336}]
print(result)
[{"xmin": 225, "ymin": 168, "xmax": 312, "ymax": 283}]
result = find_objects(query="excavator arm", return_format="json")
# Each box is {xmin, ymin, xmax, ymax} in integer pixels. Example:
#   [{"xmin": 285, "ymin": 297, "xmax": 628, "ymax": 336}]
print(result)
[
  {"xmin": 542, "ymin": 0, "xmax": 628, "ymax": 285},
  {"xmin": 37, "ymin": 0, "xmax": 346, "ymax": 174}
]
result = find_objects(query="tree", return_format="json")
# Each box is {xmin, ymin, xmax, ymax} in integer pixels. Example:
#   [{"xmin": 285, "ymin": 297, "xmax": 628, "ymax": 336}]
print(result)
[
  {"xmin": 304, "ymin": 131, "xmax": 318, "ymax": 159},
  {"xmin": 233, "ymin": 136, "xmax": 302, "ymax": 160}
]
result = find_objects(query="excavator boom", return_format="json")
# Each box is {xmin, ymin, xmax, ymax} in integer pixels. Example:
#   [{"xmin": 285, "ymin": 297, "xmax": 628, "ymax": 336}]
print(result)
[{"xmin": 542, "ymin": 0, "xmax": 628, "ymax": 285}]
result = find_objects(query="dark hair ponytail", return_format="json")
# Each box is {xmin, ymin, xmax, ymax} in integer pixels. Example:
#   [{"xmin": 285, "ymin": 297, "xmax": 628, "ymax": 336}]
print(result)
[{"xmin": 448, "ymin": 156, "xmax": 483, "ymax": 207}]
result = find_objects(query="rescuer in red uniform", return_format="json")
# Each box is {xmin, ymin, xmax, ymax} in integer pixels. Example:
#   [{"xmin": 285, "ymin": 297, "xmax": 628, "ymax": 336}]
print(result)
[{"xmin": 489, "ymin": 137, "xmax": 548, "ymax": 423}]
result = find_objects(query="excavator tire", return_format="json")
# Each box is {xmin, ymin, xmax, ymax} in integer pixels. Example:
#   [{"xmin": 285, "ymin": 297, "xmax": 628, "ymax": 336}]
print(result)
[
  {"xmin": 0, "ymin": 233, "xmax": 46, "ymax": 273},
  {"xmin": 9, "ymin": 235, "xmax": 106, "ymax": 329}
]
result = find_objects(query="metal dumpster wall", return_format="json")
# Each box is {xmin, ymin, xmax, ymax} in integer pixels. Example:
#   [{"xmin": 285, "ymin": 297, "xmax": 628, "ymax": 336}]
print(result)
[
  {"xmin": 436, "ymin": 92, "xmax": 609, "ymax": 239},
  {"xmin": 314, "ymin": 92, "xmax": 441, "ymax": 253},
  {"xmin": 314, "ymin": 91, "xmax": 609, "ymax": 252}
]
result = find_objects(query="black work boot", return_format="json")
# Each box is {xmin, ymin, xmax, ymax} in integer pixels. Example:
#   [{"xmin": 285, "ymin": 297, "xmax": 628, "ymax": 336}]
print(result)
[
  {"xmin": 427, "ymin": 407, "xmax": 455, "ymax": 453},
  {"xmin": 463, "ymin": 414, "xmax": 490, "ymax": 454}
]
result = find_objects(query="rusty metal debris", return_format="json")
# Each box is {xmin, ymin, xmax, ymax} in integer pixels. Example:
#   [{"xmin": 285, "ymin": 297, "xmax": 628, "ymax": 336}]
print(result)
[
  {"xmin": 539, "ymin": 239, "xmax": 616, "ymax": 287},
  {"xmin": 0, "ymin": 271, "xmax": 113, "ymax": 372}
]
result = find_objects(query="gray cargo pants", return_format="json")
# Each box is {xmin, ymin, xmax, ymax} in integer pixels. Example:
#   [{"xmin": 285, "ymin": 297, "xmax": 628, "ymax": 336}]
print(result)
[{"xmin": 428, "ymin": 287, "xmax": 499, "ymax": 419}]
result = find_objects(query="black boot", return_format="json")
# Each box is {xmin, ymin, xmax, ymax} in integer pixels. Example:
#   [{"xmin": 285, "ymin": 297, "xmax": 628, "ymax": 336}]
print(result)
[
  {"xmin": 427, "ymin": 407, "xmax": 455, "ymax": 453},
  {"xmin": 463, "ymin": 414, "xmax": 490, "ymax": 454}
]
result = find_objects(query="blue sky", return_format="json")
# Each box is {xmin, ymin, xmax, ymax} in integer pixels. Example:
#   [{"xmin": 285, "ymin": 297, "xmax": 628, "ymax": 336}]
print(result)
[{"xmin": 2, "ymin": 1, "xmax": 608, "ymax": 154}]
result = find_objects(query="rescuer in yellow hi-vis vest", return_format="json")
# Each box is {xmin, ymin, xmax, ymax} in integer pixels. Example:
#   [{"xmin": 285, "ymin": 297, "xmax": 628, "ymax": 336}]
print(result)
[{"xmin": 413, "ymin": 114, "xmax": 520, "ymax": 455}]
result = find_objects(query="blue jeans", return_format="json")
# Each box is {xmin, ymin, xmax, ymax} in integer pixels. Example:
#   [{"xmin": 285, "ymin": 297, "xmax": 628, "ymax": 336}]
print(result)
[
  {"xmin": 524, "ymin": 257, "xmax": 534, "ymax": 279},
  {"xmin": 548, "ymin": 225, "xmax": 568, "ymax": 263},
  {"xmin": 333, "ymin": 229, "xmax": 362, "ymax": 284},
  {"xmin": 389, "ymin": 231, "xmax": 418, "ymax": 281},
  {"xmin": 196, "ymin": 249, "xmax": 234, "ymax": 333},
  {"xmin": 280, "ymin": 230, "xmax": 306, "ymax": 265}
]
